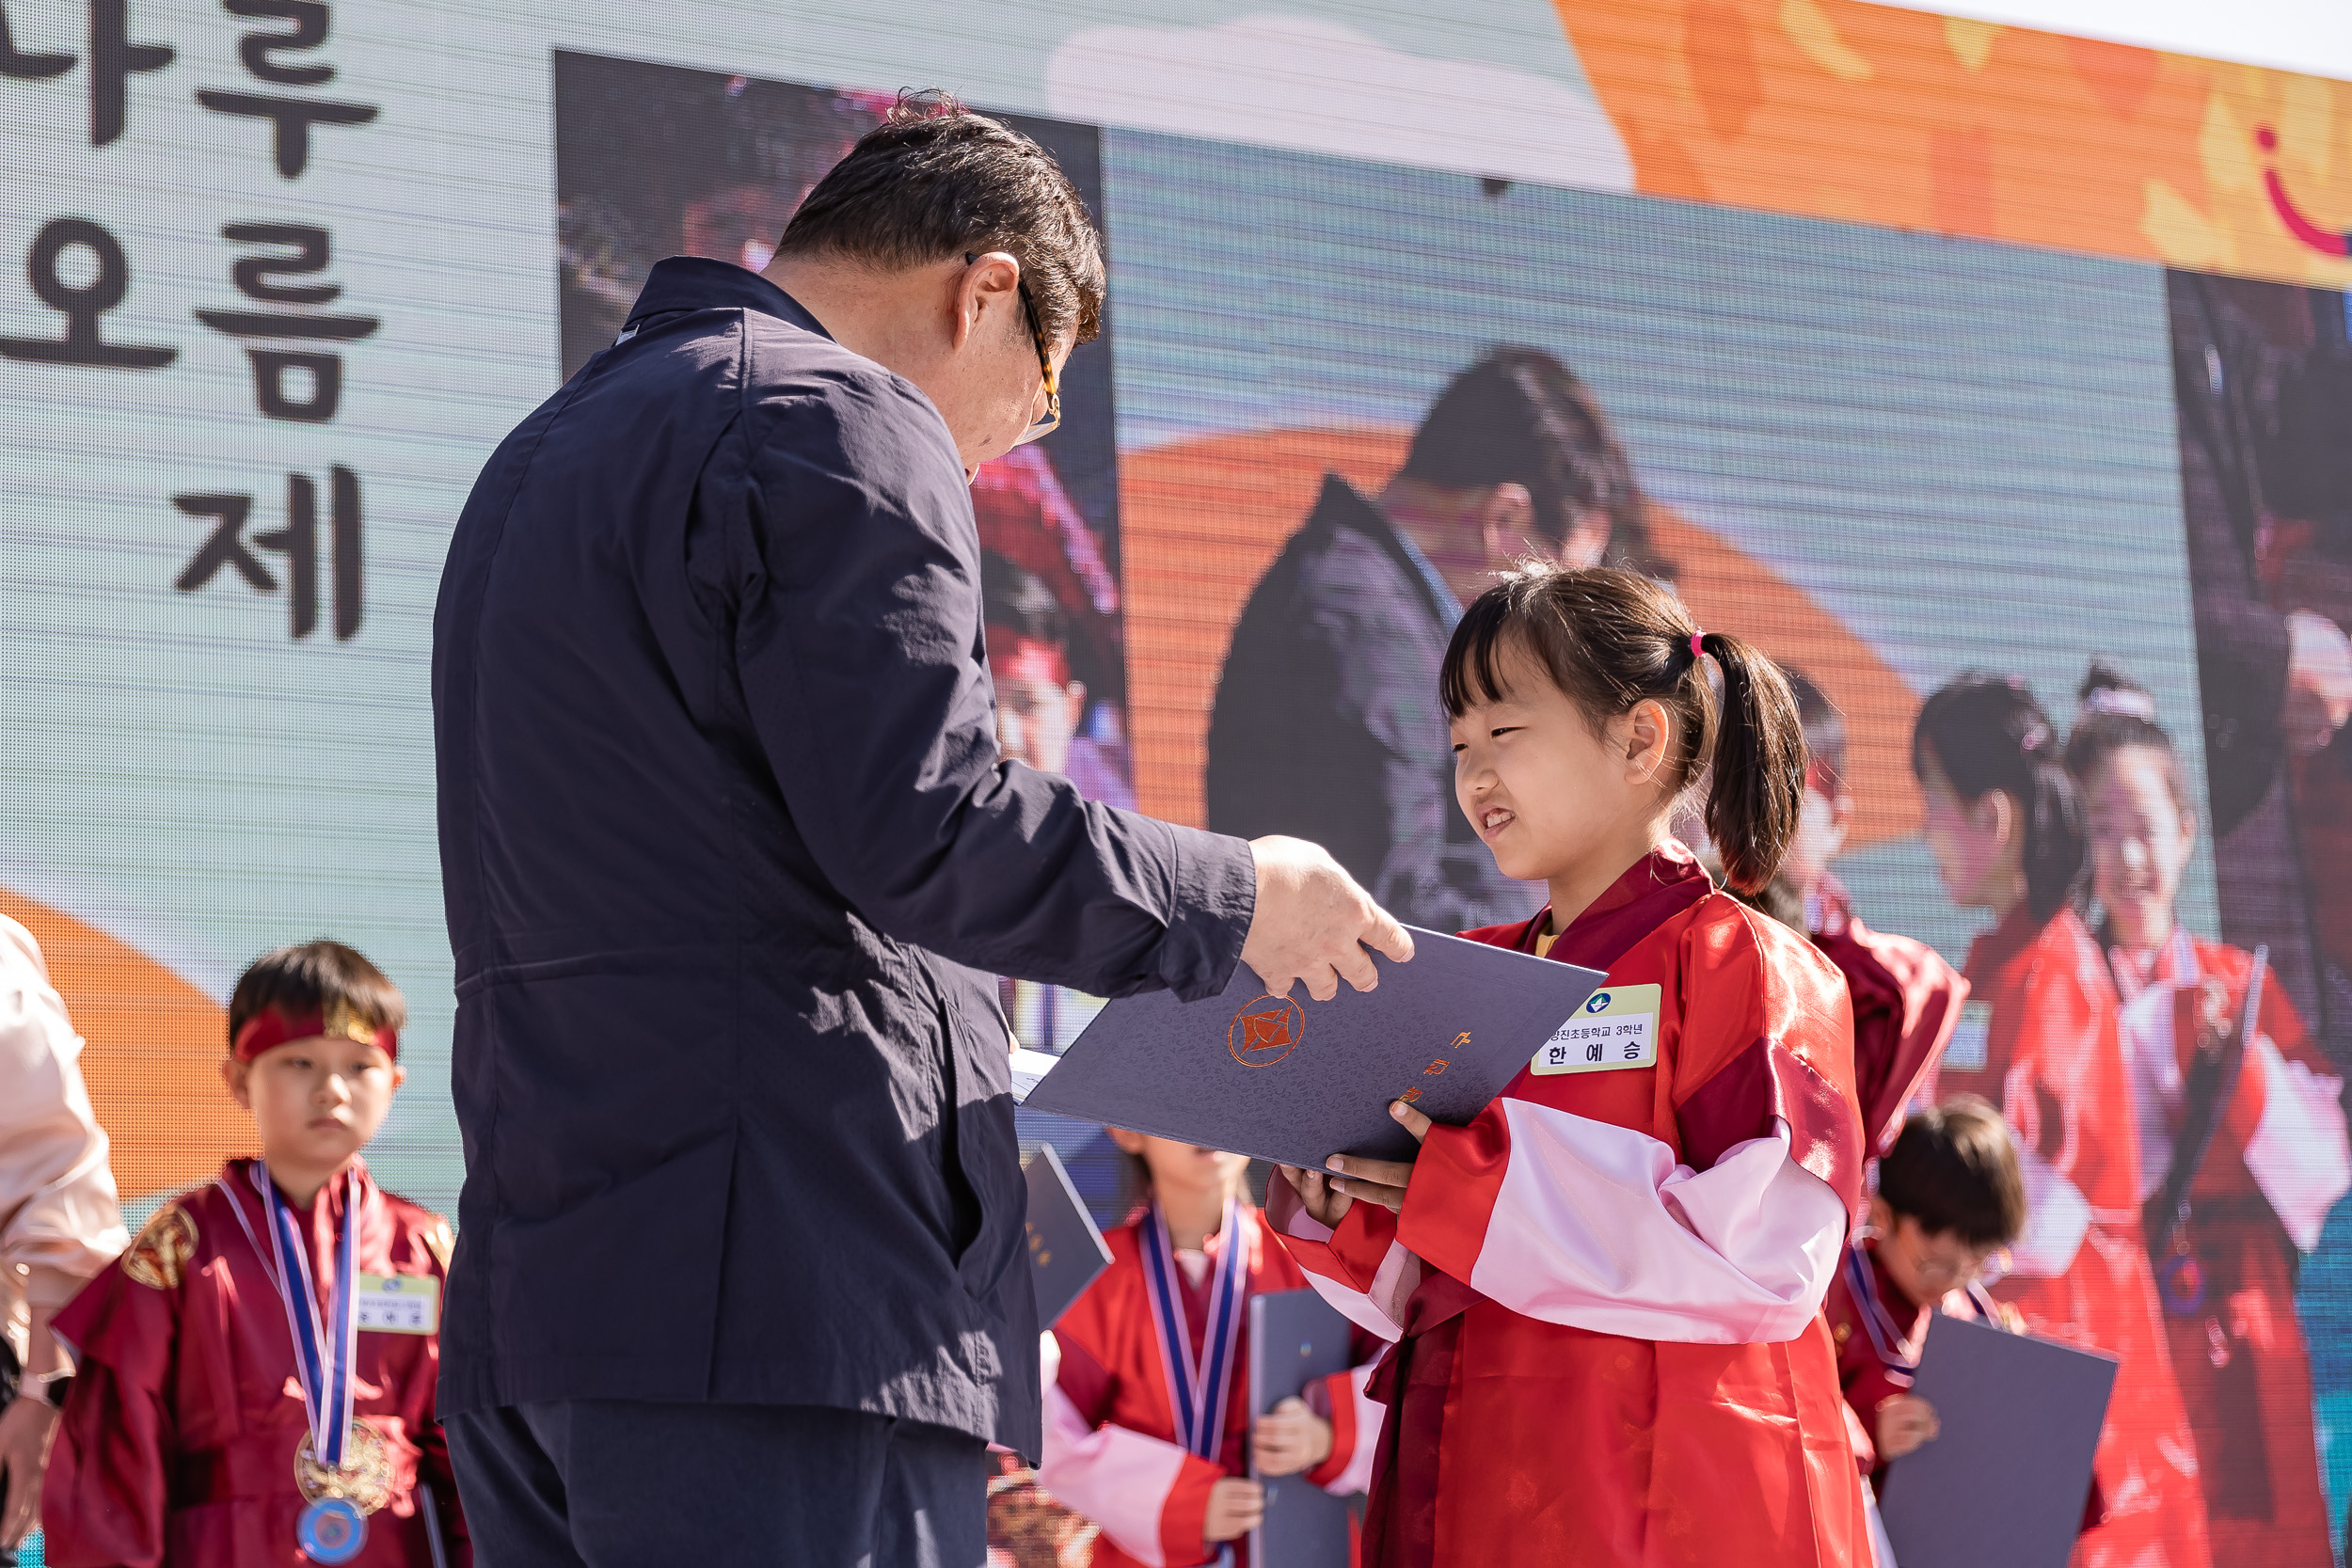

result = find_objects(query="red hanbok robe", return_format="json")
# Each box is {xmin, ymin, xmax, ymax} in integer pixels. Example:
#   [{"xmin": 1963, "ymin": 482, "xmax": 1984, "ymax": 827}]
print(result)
[
  {"xmin": 1271, "ymin": 844, "xmax": 1869, "ymax": 1567},
  {"xmin": 41, "ymin": 1158, "xmax": 469, "ymax": 1568},
  {"xmin": 1926, "ymin": 905, "xmax": 2209, "ymax": 1568},
  {"xmin": 1039, "ymin": 1202, "xmax": 1382, "ymax": 1567},
  {"xmin": 1810, "ymin": 876, "xmax": 1970, "ymax": 1159},
  {"xmin": 2107, "ymin": 930, "xmax": 2349, "ymax": 1567}
]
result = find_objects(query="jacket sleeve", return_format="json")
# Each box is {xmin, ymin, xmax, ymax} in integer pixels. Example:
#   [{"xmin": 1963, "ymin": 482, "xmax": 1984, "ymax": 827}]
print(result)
[
  {"xmin": 40, "ymin": 1264, "xmax": 176, "ymax": 1568},
  {"xmin": 1391, "ymin": 916, "xmax": 1856, "ymax": 1344},
  {"xmin": 1036, "ymin": 1325, "xmax": 1223, "ymax": 1567},
  {"xmin": 0, "ymin": 918, "xmax": 127, "ymax": 1308},
  {"xmin": 727, "ymin": 379, "xmax": 1253, "ymax": 1002}
]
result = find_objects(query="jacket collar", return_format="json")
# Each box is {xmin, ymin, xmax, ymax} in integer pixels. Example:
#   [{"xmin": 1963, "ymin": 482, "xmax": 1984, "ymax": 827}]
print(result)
[
  {"xmin": 1509, "ymin": 840, "xmax": 1712, "ymax": 971},
  {"xmin": 621, "ymin": 256, "xmax": 833, "ymax": 339},
  {"xmin": 1307, "ymin": 475, "xmax": 1457, "ymax": 631}
]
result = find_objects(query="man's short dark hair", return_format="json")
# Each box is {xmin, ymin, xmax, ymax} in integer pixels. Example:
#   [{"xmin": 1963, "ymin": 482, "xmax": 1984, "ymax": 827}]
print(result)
[
  {"xmin": 1397, "ymin": 346, "xmax": 1654, "ymax": 569},
  {"xmin": 1877, "ymin": 1095, "xmax": 2026, "ymax": 1247},
  {"xmin": 229, "ymin": 940, "xmax": 405, "ymax": 1048},
  {"xmin": 982, "ymin": 551, "xmax": 1065, "ymax": 649},
  {"xmin": 778, "ymin": 89, "xmax": 1104, "ymax": 350}
]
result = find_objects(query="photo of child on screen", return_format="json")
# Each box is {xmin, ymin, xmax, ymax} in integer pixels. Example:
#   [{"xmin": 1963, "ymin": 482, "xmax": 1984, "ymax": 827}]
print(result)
[{"xmin": 2066, "ymin": 659, "xmax": 2349, "ymax": 1564}]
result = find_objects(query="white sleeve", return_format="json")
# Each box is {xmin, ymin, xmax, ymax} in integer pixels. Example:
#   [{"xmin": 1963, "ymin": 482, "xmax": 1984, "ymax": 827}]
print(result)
[
  {"xmin": 1037, "ymin": 1380, "xmax": 1197, "ymax": 1567},
  {"xmin": 1318, "ymin": 1364, "xmax": 1383, "ymax": 1497},
  {"xmin": 2007, "ymin": 1148, "xmax": 2092, "ymax": 1277},
  {"xmin": 2243, "ymin": 1036, "xmax": 2352, "ymax": 1253},
  {"xmin": 1409, "ymin": 1102, "xmax": 1848, "ymax": 1344},
  {"xmin": 0, "ymin": 916, "xmax": 127, "ymax": 1297}
]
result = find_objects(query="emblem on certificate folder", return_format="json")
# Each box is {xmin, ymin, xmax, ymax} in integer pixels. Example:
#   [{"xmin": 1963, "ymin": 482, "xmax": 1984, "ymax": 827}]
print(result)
[{"xmin": 1228, "ymin": 994, "xmax": 1306, "ymax": 1067}]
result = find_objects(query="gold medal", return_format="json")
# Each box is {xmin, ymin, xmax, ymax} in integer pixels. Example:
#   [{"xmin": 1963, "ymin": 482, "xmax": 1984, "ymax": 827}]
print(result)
[{"xmin": 293, "ymin": 1417, "xmax": 393, "ymax": 1514}]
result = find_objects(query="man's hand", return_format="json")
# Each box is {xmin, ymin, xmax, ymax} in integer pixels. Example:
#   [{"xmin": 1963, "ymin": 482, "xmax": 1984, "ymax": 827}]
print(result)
[
  {"xmin": 1252, "ymin": 1396, "xmax": 1335, "ymax": 1479},
  {"xmin": 2283, "ymin": 610, "xmax": 2352, "ymax": 757},
  {"xmin": 1318, "ymin": 1100, "xmax": 1431, "ymax": 1213},
  {"xmin": 1874, "ymin": 1393, "xmax": 1941, "ymax": 1462},
  {"xmin": 1202, "ymin": 1477, "xmax": 1265, "ymax": 1544},
  {"xmin": 0, "ymin": 1394, "xmax": 60, "ymax": 1549},
  {"xmin": 1241, "ymin": 838, "xmax": 1414, "ymax": 1003}
]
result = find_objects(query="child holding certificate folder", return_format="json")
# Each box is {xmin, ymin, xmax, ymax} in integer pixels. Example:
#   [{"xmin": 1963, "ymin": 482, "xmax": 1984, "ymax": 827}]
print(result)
[{"xmin": 1268, "ymin": 564, "xmax": 1869, "ymax": 1566}]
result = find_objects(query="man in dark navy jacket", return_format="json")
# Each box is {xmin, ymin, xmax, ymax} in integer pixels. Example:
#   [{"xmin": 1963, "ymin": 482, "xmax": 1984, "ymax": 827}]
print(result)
[{"xmin": 432, "ymin": 97, "xmax": 1409, "ymax": 1564}]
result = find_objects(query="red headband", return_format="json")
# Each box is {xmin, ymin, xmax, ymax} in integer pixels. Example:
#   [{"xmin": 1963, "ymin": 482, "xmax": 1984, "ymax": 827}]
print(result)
[{"xmin": 231, "ymin": 1005, "xmax": 399, "ymax": 1064}]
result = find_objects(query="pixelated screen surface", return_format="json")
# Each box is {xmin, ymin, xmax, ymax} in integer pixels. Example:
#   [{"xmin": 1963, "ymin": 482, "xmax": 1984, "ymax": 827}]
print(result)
[{"xmin": 7, "ymin": 0, "xmax": 2352, "ymax": 1557}]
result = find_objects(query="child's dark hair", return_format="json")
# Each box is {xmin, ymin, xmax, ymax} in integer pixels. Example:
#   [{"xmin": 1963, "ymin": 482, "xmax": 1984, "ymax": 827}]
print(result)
[
  {"xmin": 1787, "ymin": 668, "xmax": 1846, "ymax": 795},
  {"xmin": 1910, "ymin": 674, "xmax": 2085, "ymax": 922},
  {"xmin": 228, "ymin": 941, "xmax": 405, "ymax": 1049},
  {"xmin": 2064, "ymin": 659, "xmax": 2188, "ymax": 811},
  {"xmin": 1439, "ymin": 563, "xmax": 1804, "ymax": 894},
  {"xmin": 1876, "ymin": 1095, "xmax": 2026, "ymax": 1247}
]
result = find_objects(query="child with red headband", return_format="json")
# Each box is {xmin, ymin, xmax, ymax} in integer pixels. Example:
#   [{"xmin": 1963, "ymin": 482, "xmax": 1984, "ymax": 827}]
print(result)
[{"xmin": 40, "ymin": 941, "xmax": 469, "ymax": 1567}]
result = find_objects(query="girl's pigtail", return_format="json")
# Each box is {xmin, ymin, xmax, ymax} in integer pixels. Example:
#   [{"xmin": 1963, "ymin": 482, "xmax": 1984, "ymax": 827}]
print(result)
[{"xmin": 1697, "ymin": 631, "xmax": 1805, "ymax": 895}]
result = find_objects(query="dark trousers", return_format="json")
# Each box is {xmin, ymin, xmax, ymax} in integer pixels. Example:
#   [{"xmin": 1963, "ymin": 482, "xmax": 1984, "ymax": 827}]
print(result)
[{"xmin": 445, "ymin": 1401, "xmax": 988, "ymax": 1567}]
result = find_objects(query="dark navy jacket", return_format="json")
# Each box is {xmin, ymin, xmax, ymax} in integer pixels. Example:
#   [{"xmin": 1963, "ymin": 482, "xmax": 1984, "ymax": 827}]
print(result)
[{"xmin": 432, "ymin": 259, "xmax": 1254, "ymax": 1454}]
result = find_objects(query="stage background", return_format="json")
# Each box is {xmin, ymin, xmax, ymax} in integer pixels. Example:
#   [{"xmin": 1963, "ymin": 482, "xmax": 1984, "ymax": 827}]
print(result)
[{"xmin": 5, "ymin": 0, "xmax": 2351, "ymax": 1560}]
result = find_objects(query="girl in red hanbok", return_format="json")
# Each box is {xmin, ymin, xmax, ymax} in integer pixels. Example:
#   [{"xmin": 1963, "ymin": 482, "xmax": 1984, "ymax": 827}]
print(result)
[
  {"xmin": 1912, "ymin": 674, "xmax": 2209, "ymax": 1568},
  {"xmin": 1038, "ymin": 1132, "xmax": 1384, "ymax": 1567},
  {"xmin": 1269, "ymin": 563, "xmax": 1869, "ymax": 1566},
  {"xmin": 2066, "ymin": 662, "xmax": 2349, "ymax": 1566},
  {"xmin": 1783, "ymin": 669, "xmax": 1970, "ymax": 1160}
]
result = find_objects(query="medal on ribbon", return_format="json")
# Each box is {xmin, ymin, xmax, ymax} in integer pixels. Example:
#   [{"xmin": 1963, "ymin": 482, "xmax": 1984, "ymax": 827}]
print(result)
[
  {"xmin": 1138, "ymin": 1196, "xmax": 1247, "ymax": 1463},
  {"xmin": 251, "ymin": 1163, "xmax": 388, "ymax": 1563}
]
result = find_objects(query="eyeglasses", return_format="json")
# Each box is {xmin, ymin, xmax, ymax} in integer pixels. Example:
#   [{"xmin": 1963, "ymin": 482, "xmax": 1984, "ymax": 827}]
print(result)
[{"xmin": 967, "ymin": 253, "xmax": 1061, "ymax": 447}]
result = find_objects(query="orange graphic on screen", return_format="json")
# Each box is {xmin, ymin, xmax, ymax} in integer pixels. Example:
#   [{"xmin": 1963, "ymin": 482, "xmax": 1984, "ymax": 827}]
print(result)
[
  {"xmin": 1228, "ymin": 993, "xmax": 1306, "ymax": 1067},
  {"xmin": 1, "ymin": 889, "xmax": 242, "ymax": 1201},
  {"xmin": 1549, "ymin": 0, "xmax": 2352, "ymax": 289}
]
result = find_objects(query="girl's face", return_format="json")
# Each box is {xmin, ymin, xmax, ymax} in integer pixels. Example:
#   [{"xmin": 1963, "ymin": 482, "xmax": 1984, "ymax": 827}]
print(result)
[
  {"xmin": 1448, "ymin": 642, "xmax": 1674, "ymax": 889},
  {"xmin": 2083, "ymin": 745, "xmax": 2195, "ymax": 949},
  {"xmin": 1917, "ymin": 748, "xmax": 2019, "ymax": 913},
  {"xmin": 1112, "ymin": 1131, "xmax": 1250, "ymax": 1205}
]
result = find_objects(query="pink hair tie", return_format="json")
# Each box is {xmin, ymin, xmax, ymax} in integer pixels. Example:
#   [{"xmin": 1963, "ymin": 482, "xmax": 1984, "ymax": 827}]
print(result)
[{"xmin": 1690, "ymin": 630, "xmax": 1705, "ymax": 660}]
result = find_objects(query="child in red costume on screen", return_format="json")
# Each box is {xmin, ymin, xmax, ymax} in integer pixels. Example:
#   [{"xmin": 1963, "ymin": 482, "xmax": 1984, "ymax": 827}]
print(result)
[
  {"xmin": 2064, "ymin": 661, "xmax": 2349, "ymax": 1566},
  {"xmin": 1782, "ymin": 670, "xmax": 1970, "ymax": 1159},
  {"xmin": 40, "ymin": 942, "xmax": 468, "ymax": 1568},
  {"xmin": 1038, "ymin": 1133, "xmax": 1383, "ymax": 1567},
  {"xmin": 1912, "ymin": 675, "xmax": 2209, "ymax": 1568},
  {"xmin": 1268, "ymin": 563, "xmax": 1869, "ymax": 1567}
]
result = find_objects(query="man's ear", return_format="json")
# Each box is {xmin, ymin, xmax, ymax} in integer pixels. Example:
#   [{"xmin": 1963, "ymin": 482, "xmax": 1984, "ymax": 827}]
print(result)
[
  {"xmin": 391, "ymin": 1063, "xmax": 408, "ymax": 1093},
  {"xmin": 1476, "ymin": 483, "xmax": 1535, "ymax": 567},
  {"xmin": 1867, "ymin": 1194, "xmax": 1896, "ymax": 1239},
  {"xmin": 1558, "ymin": 506, "xmax": 1612, "ymax": 570},
  {"xmin": 951, "ymin": 251, "xmax": 1022, "ymax": 353},
  {"xmin": 221, "ymin": 1055, "xmax": 253, "ymax": 1111}
]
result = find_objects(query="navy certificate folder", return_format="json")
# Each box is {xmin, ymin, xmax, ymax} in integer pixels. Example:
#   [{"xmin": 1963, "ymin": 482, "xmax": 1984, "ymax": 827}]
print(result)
[
  {"xmin": 1023, "ymin": 927, "xmax": 1606, "ymax": 1169},
  {"xmin": 1248, "ymin": 1289, "xmax": 1357, "ymax": 1565},
  {"xmin": 1023, "ymin": 1144, "xmax": 1113, "ymax": 1330},
  {"xmin": 1876, "ymin": 1310, "xmax": 2119, "ymax": 1568}
]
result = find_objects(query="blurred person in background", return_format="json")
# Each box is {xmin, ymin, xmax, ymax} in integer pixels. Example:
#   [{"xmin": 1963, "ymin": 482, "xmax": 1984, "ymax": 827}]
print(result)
[
  {"xmin": 1778, "ymin": 670, "xmax": 1970, "ymax": 1162},
  {"xmin": 1207, "ymin": 347, "xmax": 1658, "ymax": 933},
  {"xmin": 1038, "ymin": 1132, "xmax": 1382, "ymax": 1567},
  {"xmin": 1913, "ymin": 675, "xmax": 2209, "ymax": 1568},
  {"xmin": 0, "ymin": 916, "xmax": 125, "ymax": 1564},
  {"xmin": 2068, "ymin": 660, "xmax": 2347, "ymax": 1565}
]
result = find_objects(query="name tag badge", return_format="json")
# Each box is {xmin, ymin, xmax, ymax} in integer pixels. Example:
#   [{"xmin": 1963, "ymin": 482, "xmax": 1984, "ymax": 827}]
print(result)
[
  {"xmin": 1534, "ymin": 984, "xmax": 1661, "ymax": 1075},
  {"xmin": 1944, "ymin": 1001, "xmax": 1994, "ymax": 1073},
  {"xmin": 354, "ymin": 1271, "xmax": 439, "ymax": 1335}
]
